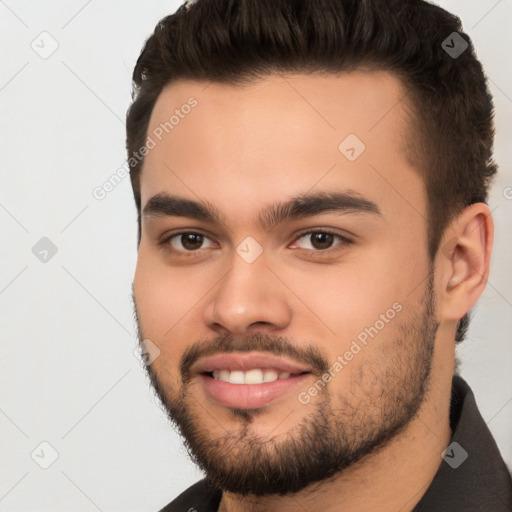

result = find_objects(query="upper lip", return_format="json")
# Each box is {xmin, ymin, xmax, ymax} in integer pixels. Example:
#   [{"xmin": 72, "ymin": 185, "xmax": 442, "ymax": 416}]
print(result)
[{"xmin": 191, "ymin": 352, "xmax": 312, "ymax": 375}]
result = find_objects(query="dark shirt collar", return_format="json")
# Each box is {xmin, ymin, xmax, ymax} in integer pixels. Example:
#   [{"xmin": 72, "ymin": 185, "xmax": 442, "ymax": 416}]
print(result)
[{"xmin": 413, "ymin": 374, "xmax": 512, "ymax": 511}]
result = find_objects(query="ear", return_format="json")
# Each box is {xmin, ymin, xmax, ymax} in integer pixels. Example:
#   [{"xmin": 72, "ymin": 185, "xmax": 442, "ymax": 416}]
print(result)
[{"xmin": 436, "ymin": 203, "xmax": 494, "ymax": 323}]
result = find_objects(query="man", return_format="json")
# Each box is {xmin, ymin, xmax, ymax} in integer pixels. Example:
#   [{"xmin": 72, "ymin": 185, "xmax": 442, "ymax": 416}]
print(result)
[{"xmin": 127, "ymin": 0, "xmax": 512, "ymax": 510}]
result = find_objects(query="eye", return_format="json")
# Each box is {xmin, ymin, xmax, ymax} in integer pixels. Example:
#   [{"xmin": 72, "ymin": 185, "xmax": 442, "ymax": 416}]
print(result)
[
  {"xmin": 159, "ymin": 231, "xmax": 217, "ymax": 254},
  {"xmin": 290, "ymin": 230, "xmax": 352, "ymax": 253}
]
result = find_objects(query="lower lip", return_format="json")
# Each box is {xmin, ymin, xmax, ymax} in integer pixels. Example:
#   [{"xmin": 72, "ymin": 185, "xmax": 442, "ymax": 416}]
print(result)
[{"xmin": 199, "ymin": 373, "xmax": 311, "ymax": 409}]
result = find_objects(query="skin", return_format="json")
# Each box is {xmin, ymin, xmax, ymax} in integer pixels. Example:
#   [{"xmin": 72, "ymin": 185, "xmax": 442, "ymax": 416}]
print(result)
[{"xmin": 132, "ymin": 71, "xmax": 493, "ymax": 512}]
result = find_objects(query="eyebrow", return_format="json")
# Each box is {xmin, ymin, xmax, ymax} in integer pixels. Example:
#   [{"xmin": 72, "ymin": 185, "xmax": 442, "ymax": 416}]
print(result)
[{"xmin": 142, "ymin": 190, "xmax": 381, "ymax": 230}]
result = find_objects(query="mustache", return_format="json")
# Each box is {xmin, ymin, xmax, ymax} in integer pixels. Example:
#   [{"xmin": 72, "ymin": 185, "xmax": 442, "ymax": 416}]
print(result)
[{"xmin": 180, "ymin": 332, "xmax": 330, "ymax": 382}]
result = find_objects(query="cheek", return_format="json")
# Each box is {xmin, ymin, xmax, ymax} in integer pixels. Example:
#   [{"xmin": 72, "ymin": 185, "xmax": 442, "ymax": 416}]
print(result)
[
  {"xmin": 133, "ymin": 258, "xmax": 191, "ymax": 381},
  {"xmin": 133, "ymin": 250, "xmax": 186, "ymax": 344},
  {"xmin": 134, "ymin": 261, "xmax": 168, "ymax": 334},
  {"xmin": 285, "ymin": 261, "xmax": 402, "ymax": 344},
  {"xmin": 133, "ymin": 249, "xmax": 215, "ymax": 341},
  {"xmin": 289, "ymin": 245, "xmax": 426, "ymax": 358}
]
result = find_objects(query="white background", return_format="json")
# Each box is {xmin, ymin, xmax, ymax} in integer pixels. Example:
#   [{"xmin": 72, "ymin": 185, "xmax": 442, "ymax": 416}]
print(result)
[{"xmin": 1, "ymin": 1, "xmax": 511, "ymax": 510}]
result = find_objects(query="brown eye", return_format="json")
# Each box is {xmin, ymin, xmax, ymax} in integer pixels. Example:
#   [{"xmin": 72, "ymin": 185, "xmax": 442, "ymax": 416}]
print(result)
[
  {"xmin": 160, "ymin": 231, "xmax": 216, "ymax": 253},
  {"xmin": 309, "ymin": 232, "xmax": 335, "ymax": 250},
  {"xmin": 292, "ymin": 230, "xmax": 350, "ymax": 252},
  {"xmin": 179, "ymin": 233, "xmax": 204, "ymax": 251}
]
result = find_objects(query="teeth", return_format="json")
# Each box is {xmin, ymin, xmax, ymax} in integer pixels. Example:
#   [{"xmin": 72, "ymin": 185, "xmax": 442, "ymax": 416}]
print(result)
[
  {"xmin": 229, "ymin": 370, "xmax": 244, "ymax": 384},
  {"xmin": 244, "ymin": 369, "xmax": 264, "ymax": 384},
  {"xmin": 211, "ymin": 369, "xmax": 295, "ymax": 384},
  {"xmin": 263, "ymin": 369, "xmax": 278, "ymax": 382}
]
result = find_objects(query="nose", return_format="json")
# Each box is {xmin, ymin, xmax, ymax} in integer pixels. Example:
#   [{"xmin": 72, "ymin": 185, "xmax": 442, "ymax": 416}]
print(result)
[{"xmin": 202, "ymin": 251, "xmax": 293, "ymax": 335}]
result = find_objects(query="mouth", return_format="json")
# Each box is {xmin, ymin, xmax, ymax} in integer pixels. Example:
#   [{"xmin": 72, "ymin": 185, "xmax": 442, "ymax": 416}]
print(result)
[{"xmin": 192, "ymin": 353, "xmax": 314, "ymax": 409}]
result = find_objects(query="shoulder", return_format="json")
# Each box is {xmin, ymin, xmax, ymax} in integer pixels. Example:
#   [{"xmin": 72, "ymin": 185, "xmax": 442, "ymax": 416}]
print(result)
[
  {"xmin": 157, "ymin": 478, "xmax": 222, "ymax": 512},
  {"xmin": 414, "ymin": 375, "xmax": 512, "ymax": 511}
]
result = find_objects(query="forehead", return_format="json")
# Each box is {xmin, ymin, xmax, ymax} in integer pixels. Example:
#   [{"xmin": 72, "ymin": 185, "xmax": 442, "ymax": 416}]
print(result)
[{"xmin": 140, "ymin": 70, "xmax": 425, "ymax": 230}]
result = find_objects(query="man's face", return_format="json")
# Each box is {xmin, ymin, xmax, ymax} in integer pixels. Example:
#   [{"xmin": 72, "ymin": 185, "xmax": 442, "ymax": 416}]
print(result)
[{"xmin": 132, "ymin": 71, "xmax": 439, "ymax": 494}]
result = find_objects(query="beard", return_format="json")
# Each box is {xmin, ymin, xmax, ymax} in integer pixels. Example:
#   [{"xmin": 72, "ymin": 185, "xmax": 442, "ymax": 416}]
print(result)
[{"xmin": 133, "ymin": 270, "xmax": 438, "ymax": 497}]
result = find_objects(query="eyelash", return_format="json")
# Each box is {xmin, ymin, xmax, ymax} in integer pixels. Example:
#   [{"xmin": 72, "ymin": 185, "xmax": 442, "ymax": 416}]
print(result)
[{"xmin": 157, "ymin": 229, "xmax": 353, "ymax": 257}]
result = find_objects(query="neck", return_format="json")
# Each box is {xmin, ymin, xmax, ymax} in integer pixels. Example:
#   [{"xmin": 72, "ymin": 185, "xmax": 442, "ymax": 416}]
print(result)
[{"xmin": 218, "ymin": 353, "xmax": 454, "ymax": 512}]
